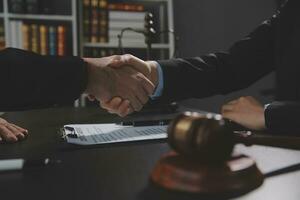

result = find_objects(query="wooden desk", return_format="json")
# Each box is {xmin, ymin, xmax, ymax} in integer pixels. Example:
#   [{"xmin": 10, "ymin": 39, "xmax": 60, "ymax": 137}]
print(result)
[{"xmin": 0, "ymin": 107, "xmax": 300, "ymax": 200}]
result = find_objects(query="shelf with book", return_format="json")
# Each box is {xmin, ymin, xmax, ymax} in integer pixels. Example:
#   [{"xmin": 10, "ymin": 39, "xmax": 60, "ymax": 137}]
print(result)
[
  {"xmin": 7, "ymin": 13, "xmax": 74, "ymax": 21},
  {"xmin": 1, "ymin": 0, "xmax": 78, "ymax": 56},
  {"xmin": 79, "ymin": 0, "xmax": 174, "ymax": 60}
]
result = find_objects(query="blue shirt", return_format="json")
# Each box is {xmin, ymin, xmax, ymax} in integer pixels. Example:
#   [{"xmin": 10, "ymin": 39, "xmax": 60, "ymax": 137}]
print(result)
[{"xmin": 150, "ymin": 62, "xmax": 164, "ymax": 99}]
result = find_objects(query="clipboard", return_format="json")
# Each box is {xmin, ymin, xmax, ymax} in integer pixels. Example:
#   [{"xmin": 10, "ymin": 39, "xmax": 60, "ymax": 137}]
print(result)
[{"xmin": 60, "ymin": 123, "xmax": 168, "ymax": 146}]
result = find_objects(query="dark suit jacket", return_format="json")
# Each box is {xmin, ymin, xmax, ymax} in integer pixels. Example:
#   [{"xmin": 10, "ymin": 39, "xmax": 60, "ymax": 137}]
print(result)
[
  {"xmin": 158, "ymin": 0, "xmax": 300, "ymax": 134},
  {"xmin": 0, "ymin": 48, "xmax": 87, "ymax": 111}
]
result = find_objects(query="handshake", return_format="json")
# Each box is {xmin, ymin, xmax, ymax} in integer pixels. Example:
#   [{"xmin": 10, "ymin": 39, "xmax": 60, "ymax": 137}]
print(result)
[{"xmin": 83, "ymin": 54, "xmax": 159, "ymax": 117}]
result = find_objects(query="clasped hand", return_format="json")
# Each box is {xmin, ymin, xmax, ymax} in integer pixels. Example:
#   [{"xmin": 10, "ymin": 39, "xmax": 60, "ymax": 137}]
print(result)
[{"xmin": 84, "ymin": 54, "xmax": 158, "ymax": 117}]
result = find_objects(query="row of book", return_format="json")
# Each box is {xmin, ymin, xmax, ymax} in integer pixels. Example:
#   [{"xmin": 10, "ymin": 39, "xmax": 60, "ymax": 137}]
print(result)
[
  {"xmin": 83, "ymin": 0, "xmax": 147, "ymax": 45},
  {"xmin": 9, "ymin": 0, "xmax": 71, "ymax": 15},
  {"xmin": 0, "ymin": 22, "xmax": 5, "ymax": 50},
  {"xmin": 83, "ymin": 0, "xmax": 108, "ymax": 43},
  {"xmin": 9, "ymin": 20, "xmax": 68, "ymax": 56}
]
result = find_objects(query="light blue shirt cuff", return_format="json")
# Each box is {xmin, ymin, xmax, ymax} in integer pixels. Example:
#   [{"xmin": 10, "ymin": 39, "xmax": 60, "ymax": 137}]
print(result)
[{"xmin": 150, "ymin": 62, "xmax": 164, "ymax": 99}]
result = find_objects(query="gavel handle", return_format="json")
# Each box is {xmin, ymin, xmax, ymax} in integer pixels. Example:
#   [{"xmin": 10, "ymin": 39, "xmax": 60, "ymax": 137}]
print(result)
[{"xmin": 234, "ymin": 131, "xmax": 300, "ymax": 150}]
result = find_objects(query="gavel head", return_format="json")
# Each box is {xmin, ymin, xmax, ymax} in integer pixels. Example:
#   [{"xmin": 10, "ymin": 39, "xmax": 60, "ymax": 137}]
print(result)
[{"xmin": 167, "ymin": 112, "xmax": 235, "ymax": 163}]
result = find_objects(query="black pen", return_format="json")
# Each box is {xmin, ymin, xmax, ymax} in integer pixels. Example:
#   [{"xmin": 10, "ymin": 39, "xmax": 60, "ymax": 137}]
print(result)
[
  {"xmin": 0, "ymin": 158, "xmax": 61, "ymax": 172},
  {"xmin": 119, "ymin": 119, "xmax": 171, "ymax": 127}
]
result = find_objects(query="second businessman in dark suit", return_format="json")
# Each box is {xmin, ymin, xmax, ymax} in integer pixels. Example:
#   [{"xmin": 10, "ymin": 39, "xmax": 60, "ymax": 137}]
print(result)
[{"xmin": 105, "ymin": 0, "xmax": 300, "ymax": 134}]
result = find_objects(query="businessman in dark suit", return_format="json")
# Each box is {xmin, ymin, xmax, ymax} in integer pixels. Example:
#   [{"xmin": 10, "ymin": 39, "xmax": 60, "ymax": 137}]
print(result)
[
  {"xmin": 104, "ymin": 0, "xmax": 300, "ymax": 134},
  {"xmin": 0, "ymin": 48, "xmax": 154, "ymax": 142}
]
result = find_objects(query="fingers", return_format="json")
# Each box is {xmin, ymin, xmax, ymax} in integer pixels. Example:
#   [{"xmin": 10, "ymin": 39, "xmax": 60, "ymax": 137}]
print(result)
[
  {"xmin": 125, "ymin": 73, "xmax": 154, "ymax": 110},
  {"xmin": 11, "ymin": 123, "xmax": 28, "ymax": 134},
  {"xmin": 115, "ymin": 100, "xmax": 133, "ymax": 117},
  {"xmin": 110, "ymin": 54, "xmax": 150, "ymax": 75},
  {"xmin": 108, "ymin": 55, "xmax": 124, "ymax": 68},
  {"xmin": 6, "ymin": 125, "xmax": 26, "ymax": 140},
  {"xmin": 0, "ymin": 125, "xmax": 18, "ymax": 143},
  {"xmin": 128, "ymin": 94, "xmax": 143, "ymax": 112},
  {"xmin": 100, "ymin": 99, "xmax": 133, "ymax": 117},
  {"xmin": 134, "ymin": 83, "xmax": 149, "ymax": 106},
  {"xmin": 117, "ymin": 100, "xmax": 132, "ymax": 117},
  {"xmin": 138, "ymin": 74, "xmax": 155, "ymax": 96},
  {"xmin": 221, "ymin": 99, "xmax": 239, "ymax": 121},
  {"xmin": 123, "ymin": 54, "xmax": 149, "ymax": 75},
  {"xmin": 221, "ymin": 104, "xmax": 234, "ymax": 113},
  {"xmin": 0, "ymin": 121, "xmax": 28, "ymax": 143},
  {"xmin": 100, "ymin": 97, "xmax": 122, "ymax": 111},
  {"xmin": 226, "ymin": 100, "xmax": 238, "ymax": 105}
]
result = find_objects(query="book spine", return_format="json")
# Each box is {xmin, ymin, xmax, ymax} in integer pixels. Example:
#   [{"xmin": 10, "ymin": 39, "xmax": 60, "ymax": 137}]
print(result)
[
  {"xmin": 90, "ymin": 0, "xmax": 99, "ymax": 43},
  {"xmin": 9, "ymin": 21, "xmax": 15, "ymax": 48},
  {"xmin": 0, "ymin": 22, "xmax": 5, "ymax": 50},
  {"xmin": 108, "ymin": 3, "xmax": 144, "ymax": 12},
  {"xmin": 98, "ymin": 0, "xmax": 108, "ymax": 43},
  {"xmin": 57, "ymin": 25, "xmax": 66, "ymax": 56},
  {"xmin": 30, "ymin": 24, "xmax": 39, "ymax": 53},
  {"xmin": 48, "ymin": 26, "xmax": 57, "ymax": 56},
  {"xmin": 39, "ymin": 25, "xmax": 48, "ymax": 55},
  {"xmin": 99, "ymin": 0, "xmax": 107, "ymax": 9},
  {"xmin": 16, "ymin": 21, "xmax": 23, "ymax": 49},
  {"xmin": 83, "ymin": 0, "xmax": 91, "ymax": 42},
  {"xmin": 22, "ymin": 23, "xmax": 30, "ymax": 50}
]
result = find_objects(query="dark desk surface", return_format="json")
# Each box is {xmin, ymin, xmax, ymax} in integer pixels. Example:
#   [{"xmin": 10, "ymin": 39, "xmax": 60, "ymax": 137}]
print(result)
[{"xmin": 0, "ymin": 107, "xmax": 300, "ymax": 200}]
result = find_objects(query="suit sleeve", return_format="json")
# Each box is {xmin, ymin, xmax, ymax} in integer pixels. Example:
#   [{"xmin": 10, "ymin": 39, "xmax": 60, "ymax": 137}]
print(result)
[
  {"xmin": 265, "ymin": 102, "xmax": 300, "ymax": 134},
  {"xmin": 0, "ymin": 48, "xmax": 88, "ymax": 111},
  {"xmin": 157, "ymin": 2, "xmax": 293, "ymax": 103}
]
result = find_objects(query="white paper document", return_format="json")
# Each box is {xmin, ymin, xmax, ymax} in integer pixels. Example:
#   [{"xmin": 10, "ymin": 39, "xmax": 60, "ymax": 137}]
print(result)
[{"xmin": 63, "ymin": 123, "xmax": 168, "ymax": 145}]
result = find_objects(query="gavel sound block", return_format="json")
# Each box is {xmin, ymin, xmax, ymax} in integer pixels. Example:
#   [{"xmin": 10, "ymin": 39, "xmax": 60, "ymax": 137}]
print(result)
[{"xmin": 150, "ymin": 112, "xmax": 300, "ymax": 197}]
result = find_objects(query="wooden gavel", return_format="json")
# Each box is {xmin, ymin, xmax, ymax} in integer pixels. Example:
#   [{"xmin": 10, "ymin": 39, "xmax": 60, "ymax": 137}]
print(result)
[
  {"xmin": 168, "ymin": 112, "xmax": 300, "ymax": 162},
  {"xmin": 150, "ymin": 111, "xmax": 300, "ymax": 195}
]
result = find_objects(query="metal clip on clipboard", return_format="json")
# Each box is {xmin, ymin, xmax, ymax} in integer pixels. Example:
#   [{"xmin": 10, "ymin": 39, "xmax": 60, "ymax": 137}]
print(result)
[
  {"xmin": 59, "ymin": 123, "xmax": 168, "ymax": 146},
  {"xmin": 60, "ymin": 126, "xmax": 78, "ymax": 140}
]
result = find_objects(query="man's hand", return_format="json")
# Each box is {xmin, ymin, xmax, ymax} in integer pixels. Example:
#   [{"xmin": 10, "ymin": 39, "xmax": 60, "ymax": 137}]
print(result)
[
  {"xmin": 83, "ymin": 56, "xmax": 155, "ymax": 112},
  {"xmin": 221, "ymin": 96, "xmax": 266, "ymax": 130},
  {"xmin": 0, "ymin": 118, "xmax": 28, "ymax": 143},
  {"xmin": 100, "ymin": 54, "xmax": 159, "ymax": 117}
]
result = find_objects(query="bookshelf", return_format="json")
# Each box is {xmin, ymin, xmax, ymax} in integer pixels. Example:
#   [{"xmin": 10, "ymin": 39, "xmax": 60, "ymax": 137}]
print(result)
[
  {"xmin": 79, "ymin": 0, "xmax": 174, "ymax": 60},
  {"xmin": 2, "ymin": 0, "xmax": 78, "ymax": 56},
  {"xmin": 6, "ymin": 13, "xmax": 74, "ymax": 21},
  {"xmin": 0, "ymin": 0, "xmax": 174, "ymax": 107}
]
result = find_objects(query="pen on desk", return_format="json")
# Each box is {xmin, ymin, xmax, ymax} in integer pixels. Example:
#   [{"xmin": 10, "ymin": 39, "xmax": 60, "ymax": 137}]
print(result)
[
  {"xmin": 119, "ymin": 119, "xmax": 171, "ymax": 127},
  {"xmin": 0, "ymin": 158, "xmax": 61, "ymax": 172}
]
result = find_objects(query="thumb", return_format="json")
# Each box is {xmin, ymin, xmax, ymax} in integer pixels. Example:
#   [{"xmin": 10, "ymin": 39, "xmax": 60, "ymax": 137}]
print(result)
[
  {"xmin": 108, "ymin": 55, "xmax": 127, "ymax": 69},
  {"xmin": 121, "ymin": 54, "xmax": 151, "ymax": 76}
]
